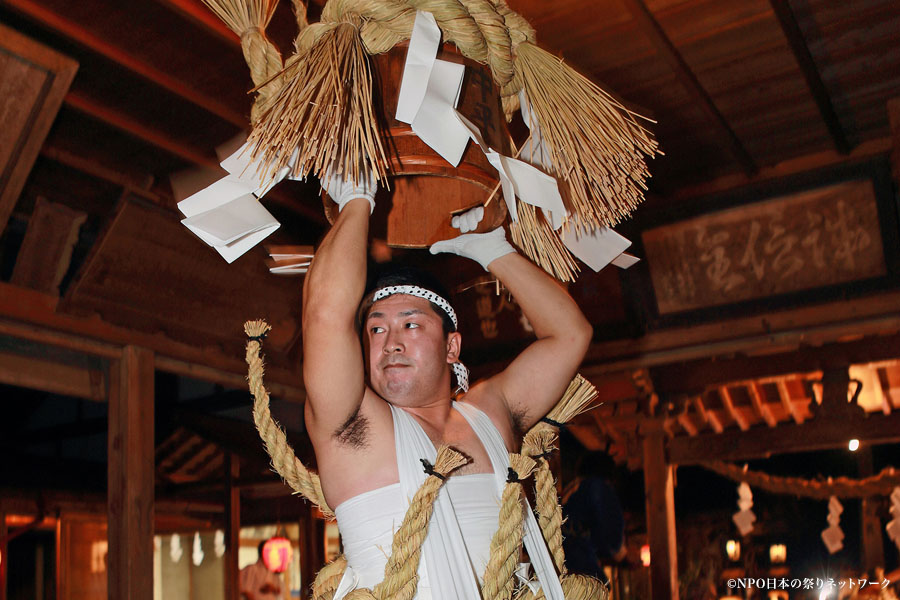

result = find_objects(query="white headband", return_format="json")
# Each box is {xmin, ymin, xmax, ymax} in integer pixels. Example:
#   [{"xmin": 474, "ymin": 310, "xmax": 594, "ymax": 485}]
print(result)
[{"xmin": 371, "ymin": 285, "xmax": 469, "ymax": 393}]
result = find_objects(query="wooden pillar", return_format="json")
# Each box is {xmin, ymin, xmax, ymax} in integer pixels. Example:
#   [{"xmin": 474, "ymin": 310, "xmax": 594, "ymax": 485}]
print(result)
[
  {"xmin": 1, "ymin": 506, "xmax": 7, "ymax": 600},
  {"xmin": 642, "ymin": 423, "xmax": 679, "ymax": 600},
  {"xmin": 107, "ymin": 346, "xmax": 154, "ymax": 600},
  {"xmin": 857, "ymin": 448, "xmax": 885, "ymax": 573},
  {"xmin": 224, "ymin": 452, "xmax": 240, "ymax": 600},
  {"xmin": 888, "ymin": 98, "xmax": 900, "ymax": 183},
  {"xmin": 300, "ymin": 506, "xmax": 324, "ymax": 599}
]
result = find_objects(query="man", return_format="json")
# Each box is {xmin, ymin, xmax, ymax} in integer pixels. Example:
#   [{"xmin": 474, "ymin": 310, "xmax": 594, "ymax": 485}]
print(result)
[
  {"xmin": 302, "ymin": 177, "xmax": 592, "ymax": 599},
  {"xmin": 239, "ymin": 541, "xmax": 283, "ymax": 600}
]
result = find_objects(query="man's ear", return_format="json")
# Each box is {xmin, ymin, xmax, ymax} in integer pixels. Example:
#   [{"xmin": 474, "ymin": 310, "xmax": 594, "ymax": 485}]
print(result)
[{"xmin": 446, "ymin": 332, "xmax": 462, "ymax": 363}]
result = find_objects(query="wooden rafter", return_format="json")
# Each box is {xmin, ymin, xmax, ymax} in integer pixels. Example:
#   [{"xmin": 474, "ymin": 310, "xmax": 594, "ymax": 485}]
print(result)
[
  {"xmin": 151, "ymin": 0, "xmax": 238, "ymax": 45},
  {"xmin": 718, "ymin": 386, "xmax": 749, "ymax": 431},
  {"xmin": 676, "ymin": 410, "xmax": 699, "ymax": 437},
  {"xmin": 694, "ymin": 395, "xmax": 724, "ymax": 434},
  {"xmin": 4, "ymin": 0, "xmax": 246, "ymax": 126},
  {"xmin": 64, "ymin": 92, "xmax": 219, "ymax": 168},
  {"xmin": 776, "ymin": 379, "xmax": 805, "ymax": 425},
  {"xmin": 876, "ymin": 367, "xmax": 894, "ymax": 415},
  {"xmin": 748, "ymin": 382, "xmax": 778, "ymax": 427},
  {"xmin": 768, "ymin": 0, "xmax": 851, "ymax": 154},
  {"xmin": 617, "ymin": 0, "xmax": 757, "ymax": 175}
]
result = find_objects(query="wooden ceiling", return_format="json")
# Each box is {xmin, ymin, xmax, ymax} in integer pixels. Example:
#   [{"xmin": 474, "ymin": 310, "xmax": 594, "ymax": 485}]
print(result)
[{"xmin": 2, "ymin": 0, "xmax": 900, "ymax": 480}]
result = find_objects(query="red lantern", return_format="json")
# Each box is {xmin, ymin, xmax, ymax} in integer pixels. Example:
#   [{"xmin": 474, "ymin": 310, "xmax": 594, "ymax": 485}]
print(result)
[{"xmin": 261, "ymin": 537, "xmax": 293, "ymax": 574}]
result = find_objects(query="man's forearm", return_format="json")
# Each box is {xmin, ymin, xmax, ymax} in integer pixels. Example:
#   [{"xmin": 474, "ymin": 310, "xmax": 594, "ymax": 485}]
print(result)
[
  {"xmin": 487, "ymin": 253, "xmax": 591, "ymax": 342},
  {"xmin": 303, "ymin": 198, "xmax": 371, "ymax": 320}
]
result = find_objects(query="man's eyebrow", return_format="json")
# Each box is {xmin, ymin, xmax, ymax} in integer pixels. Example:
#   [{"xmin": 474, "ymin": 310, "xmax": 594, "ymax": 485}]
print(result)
[
  {"xmin": 366, "ymin": 311, "xmax": 384, "ymax": 321},
  {"xmin": 366, "ymin": 308, "xmax": 427, "ymax": 321}
]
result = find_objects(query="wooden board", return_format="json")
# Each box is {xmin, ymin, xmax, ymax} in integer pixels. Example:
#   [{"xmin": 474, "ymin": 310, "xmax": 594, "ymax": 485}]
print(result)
[
  {"xmin": 62, "ymin": 197, "xmax": 303, "ymax": 357},
  {"xmin": 10, "ymin": 197, "xmax": 86, "ymax": 294},
  {"xmin": 0, "ymin": 23, "xmax": 77, "ymax": 233},
  {"xmin": 643, "ymin": 178, "xmax": 886, "ymax": 313}
]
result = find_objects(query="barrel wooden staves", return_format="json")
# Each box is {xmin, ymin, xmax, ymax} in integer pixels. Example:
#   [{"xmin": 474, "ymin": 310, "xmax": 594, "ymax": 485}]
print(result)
[{"xmin": 324, "ymin": 42, "xmax": 510, "ymax": 247}]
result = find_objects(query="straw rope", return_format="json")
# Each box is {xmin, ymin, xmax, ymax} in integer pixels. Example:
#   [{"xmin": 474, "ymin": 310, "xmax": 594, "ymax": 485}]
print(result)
[
  {"xmin": 515, "ymin": 574, "xmax": 608, "ymax": 600},
  {"xmin": 244, "ymin": 320, "xmax": 334, "ymax": 518},
  {"xmin": 481, "ymin": 453, "xmax": 537, "ymax": 600},
  {"xmin": 522, "ymin": 430, "xmax": 565, "ymax": 575},
  {"xmin": 201, "ymin": 0, "xmax": 283, "ymax": 122},
  {"xmin": 703, "ymin": 462, "xmax": 900, "ymax": 500},
  {"xmin": 313, "ymin": 555, "xmax": 348, "ymax": 600}
]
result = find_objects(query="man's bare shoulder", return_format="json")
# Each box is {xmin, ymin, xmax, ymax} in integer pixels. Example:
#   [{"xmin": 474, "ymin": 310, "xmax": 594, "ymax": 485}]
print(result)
[{"xmin": 458, "ymin": 380, "xmax": 524, "ymax": 447}]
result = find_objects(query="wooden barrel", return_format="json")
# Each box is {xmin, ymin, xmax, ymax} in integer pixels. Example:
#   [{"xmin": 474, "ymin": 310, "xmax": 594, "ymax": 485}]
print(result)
[{"xmin": 324, "ymin": 42, "xmax": 510, "ymax": 247}]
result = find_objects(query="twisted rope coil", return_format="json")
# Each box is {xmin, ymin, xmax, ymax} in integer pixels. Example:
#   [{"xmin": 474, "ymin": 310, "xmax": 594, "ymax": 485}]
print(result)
[{"xmin": 703, "ymin": 461, "xmax": 900, "ymax": 500}]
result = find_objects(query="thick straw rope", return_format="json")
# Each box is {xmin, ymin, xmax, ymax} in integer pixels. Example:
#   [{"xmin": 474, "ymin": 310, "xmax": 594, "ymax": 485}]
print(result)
[
  {"xmin": 201, "ymin": 0, "xmax": 284, "ymax": 122},
  {"xmin": 482, "ymin": 454, "xmax": 537, "ymax": 600},
  {"xmin": 244, "ymin": 320, "xmax": 334, "ymax": 517},
  {"xmin": 704, "ymin": 462, "xmax": 900, "ymax": 500}
]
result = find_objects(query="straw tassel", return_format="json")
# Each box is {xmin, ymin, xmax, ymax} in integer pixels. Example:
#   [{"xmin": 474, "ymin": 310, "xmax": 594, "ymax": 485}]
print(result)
[
  {"xmin": 513, "ymin": 42, "xmax": 659, "ymax": 229},
  {"xmin": 248, "ymin": 15, "xmax": 389, "ymax": 190}
]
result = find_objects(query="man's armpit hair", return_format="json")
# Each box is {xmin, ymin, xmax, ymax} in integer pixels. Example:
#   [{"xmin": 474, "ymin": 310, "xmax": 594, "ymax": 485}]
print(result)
[
  {"xmin": 512, "ymin": 408, "xmax": 529, "ymax": 437},
  {"xmin": 333, "ymin": 410, "xmax": 370, "ymax": 448}
]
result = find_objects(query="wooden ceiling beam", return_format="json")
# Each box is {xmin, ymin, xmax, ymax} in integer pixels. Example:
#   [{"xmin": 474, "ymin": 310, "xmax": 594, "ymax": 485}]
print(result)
[
  {"xmin": 748, "ymin": 382, "xmax": 778, "ymax": 427},
  {"xmin": 768, "ymin": 0, "xmax": 851, "ymax": 155},
  {"xmin": 618, "ymin": 0, "xmax": 757, "ymax": 175},
  {"xmin": 0, "ymin": 284, "xmax": 305, "ymax": 399},
  {"xmin": 3, "ymin": 0, "xmax": 247, "ymax": 127},
  {"xmin": 695, "ymin": 395, "xmax": 723, "ymax": 433},
  {"xmin": 648, "ymin": 328, "xmax": 900, "ymax": 396},
  {"xmin": 669, "ymin": 137, "xmax": 891, "ymax": 201},
  {"xmin": 64, "ymin": 92, "xmax": 219, "ymax": 168},
  {"xmin": 40, "ymin": 146, "xmax": 161, "ymax": 204},
  {"xmin": 669, "ymin": 412, "xmax": 900, "ymax": 465},
  {"xmin": 0, "ymin": 350, "xmax": 105, "ymax": 401},
  {"xmin": 151, "ymin": 0, "xmax": 238, "ymax": 45}
]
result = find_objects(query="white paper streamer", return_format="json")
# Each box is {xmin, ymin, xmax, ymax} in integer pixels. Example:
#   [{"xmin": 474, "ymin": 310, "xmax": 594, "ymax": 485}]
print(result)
[{"xmin": 192, "ymin": 531, "xmax": 205, "ymax": 566}]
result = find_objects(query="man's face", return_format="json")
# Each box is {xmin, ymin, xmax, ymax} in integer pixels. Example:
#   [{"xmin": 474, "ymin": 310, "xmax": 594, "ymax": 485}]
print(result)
[{"xmin": 364, "ymin": 294, "xmax": 460, "ymax": 404}]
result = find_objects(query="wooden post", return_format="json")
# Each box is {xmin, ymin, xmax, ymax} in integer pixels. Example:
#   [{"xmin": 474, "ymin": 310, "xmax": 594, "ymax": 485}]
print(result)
[
  {"xmin": 642, "ymin": 423, "xmax": 679, "ymax": 600},
  {"xmin": 300, "ymin": 506, "xmax": 324, "ymax": 599},
  {"xmin": 857, "ymin": 448, "xmax": 885, "ymax": 573},
  {"xmin": 1, "ymin": 506, "xmax": 7, "ymax": 600},
  {"xmin": 107, "ymin": 345, "xmax": 154, "ymax": 600},
  {"xmin": 888, "ymin": 98, "xmax": 900, "ymax": 183},
  {"xmin": 224, "ymin": 452, "xmax": 240, "ymax": 600}
]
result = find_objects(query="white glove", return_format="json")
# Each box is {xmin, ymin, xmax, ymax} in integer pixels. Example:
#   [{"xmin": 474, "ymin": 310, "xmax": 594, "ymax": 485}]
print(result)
[
  {"xmin": 322, "ymin": 171, "xmax": 377, "ymax": 213},
  {"xmin": 430, "ymin": 227, "xmax": 516, "ymax": 271},
  {"xmin": 451, "ymin": 206, "xmax": 485, "ymax": 233}
]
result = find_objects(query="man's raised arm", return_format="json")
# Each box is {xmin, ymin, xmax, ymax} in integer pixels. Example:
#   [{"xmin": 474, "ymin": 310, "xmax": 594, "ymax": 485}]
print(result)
[
  {"xmin": 431, "ymin": 225, "xmax": 592, "ymax": 430},
  {"xmin": 302, "ymin": 178, "xmax": 375, "ymax": 437}
]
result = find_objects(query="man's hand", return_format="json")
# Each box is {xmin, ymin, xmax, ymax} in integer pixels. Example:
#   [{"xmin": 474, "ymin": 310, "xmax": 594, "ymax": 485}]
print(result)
[
  {"xmin": 322, "ymin": 171, "xmax": 377, "ymax": 213},
  {"xmin": 430, "ymin": 206, "xmax": 515, "ymax": 270}
]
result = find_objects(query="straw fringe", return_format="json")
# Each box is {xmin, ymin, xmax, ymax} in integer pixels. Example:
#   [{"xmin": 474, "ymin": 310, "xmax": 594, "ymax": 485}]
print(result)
[
  {"xmin": 514, "ymin": 42, "xmax": 659, "ymax": 229},
  {"xmin": 509, "ymin": 202, "xmax": 580, "ymax": 282},
  {"xmin": 249, "ymin": 17, "xmax": 389, "ymax": 188}
]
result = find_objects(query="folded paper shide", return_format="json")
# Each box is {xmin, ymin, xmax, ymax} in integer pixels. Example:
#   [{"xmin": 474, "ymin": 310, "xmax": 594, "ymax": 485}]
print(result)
[{"xmin": 181, "ymin": 0, "xmax": 658, "ymax": 275}]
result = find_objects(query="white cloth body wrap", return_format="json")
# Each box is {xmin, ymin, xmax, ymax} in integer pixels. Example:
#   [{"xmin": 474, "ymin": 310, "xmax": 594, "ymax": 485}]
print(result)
[{"xmin": 331, "ymin": 402, "xmax": 565, "ymax": 600}]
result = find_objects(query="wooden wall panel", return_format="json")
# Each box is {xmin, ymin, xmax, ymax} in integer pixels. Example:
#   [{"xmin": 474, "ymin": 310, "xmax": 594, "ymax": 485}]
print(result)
[
  {"xmin": 0, "ymin": 23, "xmax": 77, "ymax": 234},
  {"xmin": 10, "ymin": 197, "xmax": 86, "ymax": 294},
  {"xmin": 63, "ymin": 197, "xmax": 302, "ymax": 356}
]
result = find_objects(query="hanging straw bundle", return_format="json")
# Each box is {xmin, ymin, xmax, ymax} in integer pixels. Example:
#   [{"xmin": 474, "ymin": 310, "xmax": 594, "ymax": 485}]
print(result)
[
  {"xmin": 509, "ymin": 201, "xmax": 580, "ymax": 283},
  {"xmin": 248, "ymin": 15, "xmax": 389, "ymax": 189},
  {"xmin": 202, "ymin": 0, "xmax": 284, "ymax": 121},
  {"xmin": 513, "ymin": 42, "xmax": 659, "ymax": 229}
]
